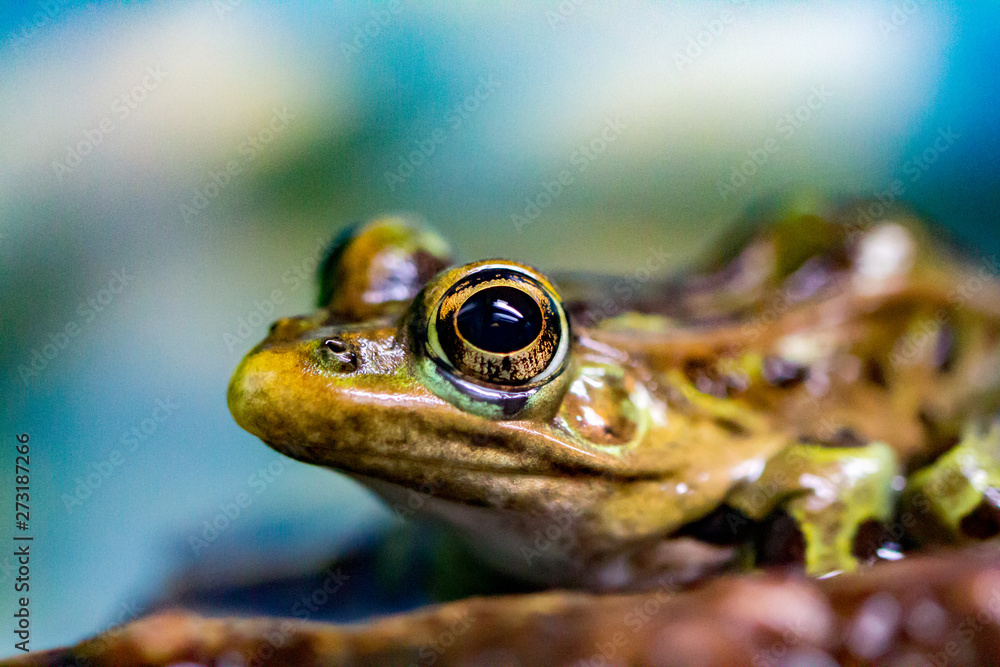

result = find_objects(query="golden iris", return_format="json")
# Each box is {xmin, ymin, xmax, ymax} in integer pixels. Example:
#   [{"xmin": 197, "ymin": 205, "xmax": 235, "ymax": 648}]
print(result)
[{"xmin": 431, "ymin": 266, "xmax": 567, "ymax": 386}]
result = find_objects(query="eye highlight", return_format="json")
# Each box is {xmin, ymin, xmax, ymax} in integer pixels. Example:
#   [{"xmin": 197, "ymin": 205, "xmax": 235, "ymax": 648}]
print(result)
[{"xmin": 429, "ymin": 265, "xmax": 569, "ymax": 387}]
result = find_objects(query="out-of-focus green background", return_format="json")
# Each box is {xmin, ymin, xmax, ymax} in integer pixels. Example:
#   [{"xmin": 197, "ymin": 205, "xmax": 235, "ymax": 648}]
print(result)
[{"xmin": 1, "ymin": 1, "xmax": 998, "ymax": 651}]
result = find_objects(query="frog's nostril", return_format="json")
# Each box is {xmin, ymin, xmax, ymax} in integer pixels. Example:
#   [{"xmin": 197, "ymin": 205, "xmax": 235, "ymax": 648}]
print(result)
[
  {"xmin": 324, "ymin": 338, "xmax": 348, "ymax": 353},
  {"xmin": 321, "ymin": 337, "xmax": 357, "ymax": 372}
]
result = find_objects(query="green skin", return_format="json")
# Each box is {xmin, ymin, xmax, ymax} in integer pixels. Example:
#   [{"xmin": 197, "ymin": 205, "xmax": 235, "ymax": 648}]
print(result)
[{"xmin": 228, "ymin": 207, "xmax": 1000, "ymax": 591}]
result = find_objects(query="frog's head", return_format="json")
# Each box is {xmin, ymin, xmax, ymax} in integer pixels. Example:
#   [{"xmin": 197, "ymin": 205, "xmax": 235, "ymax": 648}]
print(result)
[{"xmin": 229, "ymin": 217, "xmax": 746, "ymax": 586}]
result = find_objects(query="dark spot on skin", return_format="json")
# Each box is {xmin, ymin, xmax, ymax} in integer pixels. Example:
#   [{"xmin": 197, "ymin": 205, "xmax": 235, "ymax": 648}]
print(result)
[
  {"xmin": 800, "ymin": 427, "xmax": 867, "ymax": 448},
  {"xmin": 469, "ymin": 432, "xmax": 494, "ymax": 448},
  {"xmin": 960, "ymin": 492, "xmax": 1000, "ymax": 540},
  {"xmin": 916, "ymin": 408, "xmax": 937, "ymax": 432},
  {"xmin": 934, "ymin": 323, "xmax": 956, "ymax": 373},
  {"xmin": 341, "ymin": 411, "xmax": 362, "ymax": 436},
  {"xmin": 906, "ymin": 426, "xmax": 960, "ymax": 474},
  {"xmin": 864, "ymin": 358, "xmax": 888, "ymax": 388},
  {"xmin": 683, "ymin": 359, "xmax": 746, "ymax": 398},
  {"xmin": 910, "ymin": 409, "xmax": 971, "ymax": 471},
  {"xmin": 546, "ymin": 461, "xmax": 589, "ymax": 479},
  {"xmin": 762, "ymin": 356, "xmax": 810, "ymax": 388},
  {"xmin": 714, "ymin": 416, "xmax": 751, "ymax": 437},
  {"xmin": 755, "ymin": 511, "xmax": 806, "ymax": 567},
  {"xmin": 683, "ymin": 359, "xmax": 721, "ymax": 397},
  {"xmin": 852, "ymin": 520, "xmax": 893, "ymax": 562},
  {"xmin": 829, "ymin": 427, "xmax": 867, "ymax": 448},
  {"xmin": 677, "ymin": 505, "xmax": 755, "ymax": 545}
]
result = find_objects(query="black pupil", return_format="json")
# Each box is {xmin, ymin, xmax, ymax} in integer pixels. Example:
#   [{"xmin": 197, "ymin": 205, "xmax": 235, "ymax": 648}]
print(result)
[{"xmin": 455, "ymin": 286, "xmax": 543, "ymax": 353}]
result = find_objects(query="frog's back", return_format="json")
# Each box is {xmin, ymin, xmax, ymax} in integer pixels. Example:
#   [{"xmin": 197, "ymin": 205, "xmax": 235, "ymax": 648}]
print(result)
[{"xmin": 570, "ymin": 198, "xmax": 1000, "ymax": 467}]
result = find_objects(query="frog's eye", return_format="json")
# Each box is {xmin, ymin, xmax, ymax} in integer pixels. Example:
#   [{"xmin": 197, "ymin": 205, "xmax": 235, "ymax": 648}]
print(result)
[{"xmin": 427, "ymin": 265, "xmax": 569, "ymax": 387}]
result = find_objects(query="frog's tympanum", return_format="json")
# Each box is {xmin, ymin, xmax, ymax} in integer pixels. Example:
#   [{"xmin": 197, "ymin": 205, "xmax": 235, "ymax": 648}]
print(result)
[{"xmin": 228, "ymin": 202, "xmax": 1000, "ymax": 592}]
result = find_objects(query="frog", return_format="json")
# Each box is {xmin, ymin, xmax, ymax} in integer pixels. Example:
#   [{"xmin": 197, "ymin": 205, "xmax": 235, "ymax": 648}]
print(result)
[{"xmin": 227, "ymin": 198, "xmax": 1000, "ymax": 596}]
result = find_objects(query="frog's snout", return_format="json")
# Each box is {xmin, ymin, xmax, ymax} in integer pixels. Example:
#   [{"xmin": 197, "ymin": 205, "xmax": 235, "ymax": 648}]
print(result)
[
  {"xmin": 227, "ymin": 349, "xmax": 272, "ymax": 441},
  {"xmin": 228, "ymin": 321, "xmax": 409, "ymax": 448},
  {"xmin": 227, "ymin": 343, "xmax": 314, "ymax": 444}
]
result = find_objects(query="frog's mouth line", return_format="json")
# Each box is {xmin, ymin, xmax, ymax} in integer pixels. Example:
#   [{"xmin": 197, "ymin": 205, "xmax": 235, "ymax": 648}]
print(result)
[{"xmin": 270, "ymin": 441, "xmax": 669, "ymax": 484}]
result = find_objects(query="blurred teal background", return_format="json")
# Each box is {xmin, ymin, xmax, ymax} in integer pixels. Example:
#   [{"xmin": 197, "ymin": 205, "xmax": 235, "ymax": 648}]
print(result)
[{"xmin": 1, "ymin": 1, "xmax": 999, "ymax": 652}]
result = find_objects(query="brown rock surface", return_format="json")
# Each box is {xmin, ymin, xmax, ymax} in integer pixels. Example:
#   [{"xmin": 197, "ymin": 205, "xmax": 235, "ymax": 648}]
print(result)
[{"xmin": 9, "ymin": 546, "xmax": 1000, "ymax": 666}]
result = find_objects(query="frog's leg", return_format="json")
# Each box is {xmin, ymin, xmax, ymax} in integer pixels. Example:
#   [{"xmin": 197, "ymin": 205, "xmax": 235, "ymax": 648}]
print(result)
[
  {"xmin": 725, "ymin": 439, "xmax": 899, "ymax": 576},
  {"xmin": 902, "ymin": 420, "xmax": 1000, "ymax": 544}
]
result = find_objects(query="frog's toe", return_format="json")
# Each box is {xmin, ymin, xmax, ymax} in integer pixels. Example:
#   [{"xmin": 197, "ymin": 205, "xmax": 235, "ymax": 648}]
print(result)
[
  {"xmin": 727, "ymin": 438, "xmax": 900, "ymax": 577},
  {"xmin": 903, "ymin": 419, "xmax": 1000, "ymax": 544}
]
